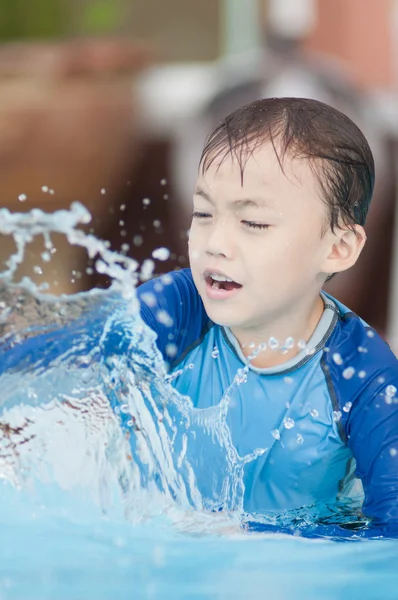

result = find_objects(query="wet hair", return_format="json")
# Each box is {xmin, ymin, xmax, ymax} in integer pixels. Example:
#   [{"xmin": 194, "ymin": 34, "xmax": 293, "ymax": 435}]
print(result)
[{"xmin": 200, "ymin": 97, "xmax": 375, "ymax": 233}]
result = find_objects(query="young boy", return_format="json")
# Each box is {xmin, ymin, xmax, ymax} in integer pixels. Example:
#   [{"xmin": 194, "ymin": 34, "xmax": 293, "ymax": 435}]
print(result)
[{"xmin": 137, "ymin": 98, "xmax": 398, "ymax": 531}]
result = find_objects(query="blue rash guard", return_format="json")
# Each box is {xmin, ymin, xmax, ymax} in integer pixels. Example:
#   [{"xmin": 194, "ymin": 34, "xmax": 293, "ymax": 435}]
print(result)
[{"xmin": 138, "ymin": 268, "xmax": 398, "ymax": 529}]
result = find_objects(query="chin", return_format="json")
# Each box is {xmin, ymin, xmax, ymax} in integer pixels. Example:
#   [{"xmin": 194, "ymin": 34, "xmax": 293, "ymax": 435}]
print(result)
[{"xmin": 202, "ymin": 303, "xmax": 243, "ymax": 328}]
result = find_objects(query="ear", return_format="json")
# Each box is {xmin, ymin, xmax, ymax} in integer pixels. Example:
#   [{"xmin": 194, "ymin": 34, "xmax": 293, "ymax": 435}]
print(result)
[{"xmin": 322, "ymin": 225, "xmax": 366, "ymax": 275}]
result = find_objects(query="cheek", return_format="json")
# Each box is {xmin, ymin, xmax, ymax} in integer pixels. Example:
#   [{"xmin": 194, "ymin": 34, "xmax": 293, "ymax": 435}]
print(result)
[{"xmin": 188, "ymin": 233, "xmax": 201, "ymax": 262}]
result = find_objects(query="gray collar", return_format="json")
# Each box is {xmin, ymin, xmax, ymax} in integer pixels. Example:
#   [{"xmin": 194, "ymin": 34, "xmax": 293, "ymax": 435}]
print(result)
[{"xmin": 222, "ymin": 292, "xmax": 339, "ymax": 375}]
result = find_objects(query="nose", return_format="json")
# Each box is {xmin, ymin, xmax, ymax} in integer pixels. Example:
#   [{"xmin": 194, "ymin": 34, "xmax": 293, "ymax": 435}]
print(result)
[{"xmin": 205, "ymin": 218, "xmax": 234, "ymax": 258}]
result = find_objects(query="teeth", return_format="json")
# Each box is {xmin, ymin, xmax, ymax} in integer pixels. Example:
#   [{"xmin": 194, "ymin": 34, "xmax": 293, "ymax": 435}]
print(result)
[{"xmin": 209, "ymin": 273, "xmax": 233, "ymax": 282}]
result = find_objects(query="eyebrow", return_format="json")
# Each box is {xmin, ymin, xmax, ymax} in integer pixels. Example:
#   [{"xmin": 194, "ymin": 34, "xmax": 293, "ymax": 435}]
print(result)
[{"xmin": 194, "ymin": 188, "xmax": 277, "ymax": 210}]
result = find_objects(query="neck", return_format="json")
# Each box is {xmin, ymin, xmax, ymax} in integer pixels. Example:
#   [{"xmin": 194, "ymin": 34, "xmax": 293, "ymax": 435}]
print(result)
[{"xmin": 230, "ymin": 293, "xmax": 325, "ymax": 369}]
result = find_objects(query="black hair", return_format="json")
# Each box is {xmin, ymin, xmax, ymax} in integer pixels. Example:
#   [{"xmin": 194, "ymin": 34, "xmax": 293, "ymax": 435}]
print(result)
[{"xmin": 200, "ymin": 97, "xmax": 375, "ymax": 233}]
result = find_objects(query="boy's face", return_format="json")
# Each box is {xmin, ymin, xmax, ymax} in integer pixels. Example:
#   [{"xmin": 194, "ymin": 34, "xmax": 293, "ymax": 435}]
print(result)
[{"xmin": 188, "ymin": 142, "xmax": 333, "ymax": 341}]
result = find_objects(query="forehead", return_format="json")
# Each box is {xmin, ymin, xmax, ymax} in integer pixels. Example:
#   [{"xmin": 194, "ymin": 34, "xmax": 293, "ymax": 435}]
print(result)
[{"xmin": 197, "ymin": 142, "xmax": 322, "ymax": 208}]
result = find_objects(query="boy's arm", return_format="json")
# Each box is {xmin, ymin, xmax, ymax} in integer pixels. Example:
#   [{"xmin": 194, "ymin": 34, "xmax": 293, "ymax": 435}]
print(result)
[
  {"xmin": 136, "ymin": 268, "xmax": 209, "ymax": 364},
  {"xmin": 345, "ymin": 366, "xmax": 398, "ymax": 533}
]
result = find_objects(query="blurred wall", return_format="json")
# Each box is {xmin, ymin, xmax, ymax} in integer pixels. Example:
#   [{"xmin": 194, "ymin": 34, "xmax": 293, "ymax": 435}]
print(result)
[
  {"xmin": 125, "ymin": 0, "xmax": 220, "ymax": 61},
  {"xmin": 305, "ymin": 0, "xmax": 394, "ymax": 89}
]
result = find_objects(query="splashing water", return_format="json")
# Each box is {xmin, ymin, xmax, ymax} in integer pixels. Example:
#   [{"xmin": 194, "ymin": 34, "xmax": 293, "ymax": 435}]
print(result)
[
  {"xmin": 0, "ymin": 202, "xmax": 259, "ymax": 526},
  {"xmin": 1, "ymin": 203, "xmax": 398, "ymax": 600}
]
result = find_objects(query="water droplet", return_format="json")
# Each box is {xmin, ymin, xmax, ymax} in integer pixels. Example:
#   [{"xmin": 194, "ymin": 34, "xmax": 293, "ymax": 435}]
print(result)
[
  {"xmin": 187, "ymin": 363, "xmax": 194, "ymax": 370},
  {"xmin": 296, "ymin": 433, "xmax": 304, "ymax": 445},
  {"xmin": 120, "ymin": 204, "xmax": 126, "ymax": 211},
  {"xmin": 333, "ymin": 410, "xmax": 342, "ymax": 422},
  {"xmin": 161, "ymin": 274, "xmax": 173, "ymax": 285},
  {"xmin": 377, "ymin": 376, "xmax": 386, "ymax": 384},
  {"xmin": 165, "ymin": 344, "xmax": 178, "ymax": 357},
  {"xmin": 95, "ymin": 259, "xmax": 107, "ymax": 274},
  {"xmin": 163, "ymin": 194, "xmax": 169, "ymax": 200},
  {"xmin": 33, "ymin": 266, "xmax": 43, "ymax": 275},
  {"xmin": 310, "ymin": 408, "xmax": 319, "ymax": 418},
  {"xmin": 153, "ymin": 220, "xmax": 161, "ymax": 228},
  {"xmin": 133, "ymin": 235, "xmax": 143, "ymax": 247},
  {"xmin": 367, "ymin": 330, "xmax": 375, "ymax": 338},
  {"xmin": 332, "ymin": 353, "xmax": 343, "ymax": 365},
  {"xmin": 18, "ymin": 193, "xmax": 27, "ymax": 202},
  {"xmin": 284, "ymin": 376, "xmax": 293, "ymax": 385},
  {"xmin": 143, "ymin": 198, "xmax": 151, "ymax": 206},
  {"xmin": 101, "ymin": 188, "xmax": 106, "ymax": 195},
  {"xmin": 119, "ymin": 220, "xmax": 125, "ymax": 227},
  {"xmin": 211, "ymin": 347, "xmax": 219, "ymax": 359},
  {"xmin": 297, "ymin": 339, "xmax": 306, "ymax": 350},
  {"xmin": 140, "ymin": 292, "xmax": 156, "ymax": 307},
  {"xmin": 343, "ymin": 402, "xmax": 352, "ymax": 413},
  {"xmin": 271, "ymin": 429, "xmax": 281, "ymax": 440},
  {"xmin": 160, "ymin": 179, "xmax": 167, "ymax": 186},
  {"xmin": 268, "ymin": 337, "xmax": 279, "ymax": 350},
  {"xmin": 41, "ymin": 252, "xmax": 51, "ymax": 262},
  {"xmin": 235, "ymin": 368, "xmax": 248, "ymax": 384},
  {"xmin": 386, "ymin": 385, "xmax": 397, "ymax": 397},
  {"xmin": 283, "ymin": 417, "xmax": 295, "ymax": 429},
  {"xmin": 152, "ymin": 247, "xmax": 170, "ymax": 261},
  {"xmin": 358, "ymin": 370, "xmax": 366, "ymax": 379},
  {"xmin": 357, "ymin": 346, "xmax": 368, "ymax": 353},
  {"xmin": 156, "ymin": 310, "xmax": 173, "ymax": 327},
  {"xmin": 342, "ymin": 367, "xmax": 355, "ymax": 380},
  {"xmin": 120, "ymin": 230, "xmax": 127, "ymax": 237},
  {"xmin": 390, "ymin": 448, "xmax": 397, "ymax": 457},
  {"xmin": 49, "ymin": 189, "xmax": 55, "ymax": 195},
  {"xmin": 41, "ymin": 185, "xmax": 49, "ymax": 193},
  {"xmin": 285, "ymin": 337, "xmax": 295, "ymax": 349}
]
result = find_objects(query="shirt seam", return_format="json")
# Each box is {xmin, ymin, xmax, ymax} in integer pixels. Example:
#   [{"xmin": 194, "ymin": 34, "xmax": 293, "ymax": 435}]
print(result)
[{"xmin": 170, "ymin": 319, "xmax": 214, "ymax": 370}]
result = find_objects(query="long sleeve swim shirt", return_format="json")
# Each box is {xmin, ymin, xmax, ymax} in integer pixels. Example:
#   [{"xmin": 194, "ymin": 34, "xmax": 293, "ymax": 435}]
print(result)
[{"xmin": 138, "ymin": 268, "xmax": 398, "ymax": 531}]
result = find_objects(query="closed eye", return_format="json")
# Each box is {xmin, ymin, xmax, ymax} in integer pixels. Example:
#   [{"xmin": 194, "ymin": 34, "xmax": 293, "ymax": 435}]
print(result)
[
  {"xmin": 192, "ymin": 213, "xmax": 269, "ymax": 230},
  {"xmin": 192, "ymin": 211, "xmax": 212, "ymax": 220},
  {"xmin": 242, "ymin": 221, "xmax": 270, "ymax": 230}
]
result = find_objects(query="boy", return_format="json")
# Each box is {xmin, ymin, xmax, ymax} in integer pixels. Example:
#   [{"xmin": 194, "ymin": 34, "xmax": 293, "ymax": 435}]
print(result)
[{"xmin": 137, "ymin": 98, "xmax": 398, "ymax": 531}]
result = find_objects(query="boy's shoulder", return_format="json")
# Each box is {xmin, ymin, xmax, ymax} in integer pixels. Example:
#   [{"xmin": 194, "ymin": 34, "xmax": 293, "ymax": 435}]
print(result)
[
  {"xmin": 323, "ymin": 292, "xmax": 396, "ymax": 371},
  {"xmin": 321, "ymin": 292, "xmax": 397, "ymax": 437},
  {"xmin": 137, "ymin": 268, "xmax": 212, "ymax": 364}
]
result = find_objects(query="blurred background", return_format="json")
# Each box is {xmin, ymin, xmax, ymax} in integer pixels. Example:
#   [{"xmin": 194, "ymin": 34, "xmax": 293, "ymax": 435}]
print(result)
[{"xmin": 0, "ymin": 0, "xmax": 397, "ymax": 351}]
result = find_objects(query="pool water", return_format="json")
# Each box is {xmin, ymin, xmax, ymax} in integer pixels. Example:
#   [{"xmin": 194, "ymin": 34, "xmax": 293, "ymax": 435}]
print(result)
[
  {"xmin": 1, "ymin": 481, "xmax": 398, "ymax": 600},
  {"xmin": 0, "ymin": 204, "xmax": 398, "ymax": 600}
]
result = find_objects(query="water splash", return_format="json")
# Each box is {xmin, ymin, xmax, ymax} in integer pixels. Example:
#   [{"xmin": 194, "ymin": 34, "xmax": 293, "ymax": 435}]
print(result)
[{"xmin": 0, "ymin": 202, "xmax": 260, "ymax": 526}]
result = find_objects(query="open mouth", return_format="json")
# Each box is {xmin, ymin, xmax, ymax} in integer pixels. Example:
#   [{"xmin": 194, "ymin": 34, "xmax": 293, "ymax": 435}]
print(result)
[
  {"xmin": 204, "ymin": 272, "xmax": 243, "ymax": 298},
  {"xmin": 206, "ymin": 276, "xmax": 242, "ymax": 291}
]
